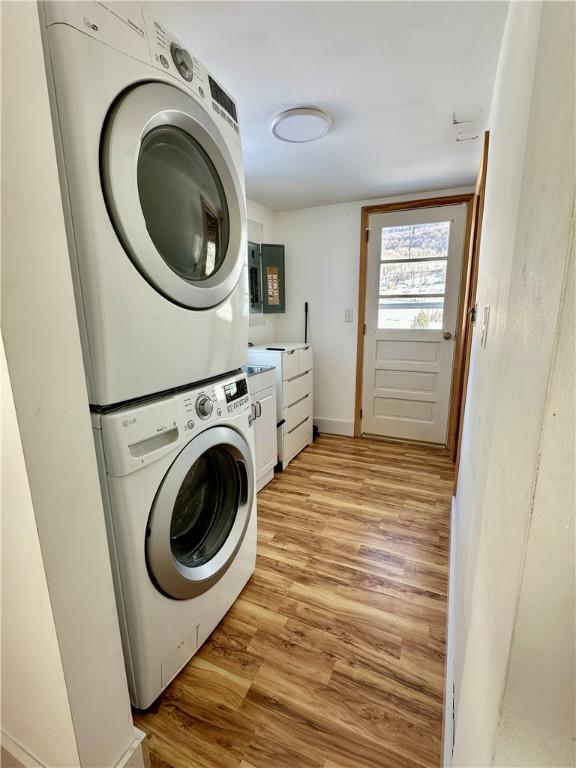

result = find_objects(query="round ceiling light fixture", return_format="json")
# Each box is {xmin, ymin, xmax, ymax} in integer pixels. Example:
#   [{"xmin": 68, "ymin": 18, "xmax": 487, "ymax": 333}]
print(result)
[{"xmin": 271, "ymin": 107, "xmax": 333, "ymax": 143}]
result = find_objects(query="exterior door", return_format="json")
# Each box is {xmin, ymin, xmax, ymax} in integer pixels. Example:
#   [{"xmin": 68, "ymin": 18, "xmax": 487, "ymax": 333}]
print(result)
[
  {"xmin": 146, "ymin": 426, "xmax": 254, "ymax": 599},
  {"xmin": 361, "ymin": 204, "xmax": 467, "ymax": 443},
  {"xmin": 102, "ymin": 82, "xmax": 246, "ymax": 309}
]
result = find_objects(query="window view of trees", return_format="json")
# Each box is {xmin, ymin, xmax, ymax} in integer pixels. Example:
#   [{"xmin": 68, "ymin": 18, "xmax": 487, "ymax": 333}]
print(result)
[
  {"xmin": 378, "ymin": 298, "xmax": 444, "ymax": 329},
  {"xmin": 379, "ymin": 260, "xmax": 446, "ymax": 295},
  {"xmin": 411, "ymin": 307, "xmax": 443, "ymax": 328},
  {"xmin": 381, "ymin": 221, "xmax": 450, "ymax": 261},
  {"xmin": 378, "ymin": 221, "xmax": 450, "ymax": 329}
]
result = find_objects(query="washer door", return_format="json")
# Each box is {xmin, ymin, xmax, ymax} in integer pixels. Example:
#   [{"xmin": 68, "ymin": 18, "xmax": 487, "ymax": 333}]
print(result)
[
  {"xmin": 146, "ymin": 426, "xmax": 254, "ymax": 599},
  {"xmin": 102, "ymin": 83, "xmax": 246, "ymax": 309}
]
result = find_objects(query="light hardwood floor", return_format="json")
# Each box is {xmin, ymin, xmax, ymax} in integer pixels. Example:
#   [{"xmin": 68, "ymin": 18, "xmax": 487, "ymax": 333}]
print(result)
[{"xmin": 134, "ymin": 434, "xmax": 454, "ymax": 768}]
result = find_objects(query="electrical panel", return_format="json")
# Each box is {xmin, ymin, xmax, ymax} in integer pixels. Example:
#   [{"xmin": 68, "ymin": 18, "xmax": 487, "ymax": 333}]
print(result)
[
  {"xmin": 261, "ymin": 244, "xmax": 286, "ymax": 314},
  {"xmin": 248, "ymin": 242, "xmax": 285, "ymax": 315},
  {"xmin": 248, "ymin": 241, "xmax": 262, "ymax": 314}
]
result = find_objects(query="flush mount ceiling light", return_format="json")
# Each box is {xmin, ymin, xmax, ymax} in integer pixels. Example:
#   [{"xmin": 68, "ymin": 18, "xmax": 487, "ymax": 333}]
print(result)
[{"xmin": 271, "ymin": 107, "xmax": 333, "ymax": 143}]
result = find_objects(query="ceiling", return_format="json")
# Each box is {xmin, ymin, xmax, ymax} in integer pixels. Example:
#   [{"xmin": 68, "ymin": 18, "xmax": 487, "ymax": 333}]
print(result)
[{"xmin": 151, "ymin": 1, "xmax": 508, "ymax": 211}]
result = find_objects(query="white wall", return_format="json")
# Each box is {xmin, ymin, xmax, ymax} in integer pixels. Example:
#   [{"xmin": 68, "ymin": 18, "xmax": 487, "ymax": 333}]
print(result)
[
  {"xmin": 274, "ymin": 188, "xmax": 473, "ymax": 436},
  {"xmin": 246, "ymin": 198, "xmax": 279, "ymax": 347},
  {"xmin": 453, "ymin": 1, "xmax": 542, "ymax": 726},
  {"xmin": 1, "ymin": 3, "xmax": 141, "ymax": 765},
  {"xmin": 493, "ymin": 210, "xmax": 575, "ymax": 767},
  {"xmin": 1, "ymin": 341, "xmax": 79, "ymax": 768},
  {"xmin": 450, "ymin": 1, "xmax": 575, "ymax": 764}
]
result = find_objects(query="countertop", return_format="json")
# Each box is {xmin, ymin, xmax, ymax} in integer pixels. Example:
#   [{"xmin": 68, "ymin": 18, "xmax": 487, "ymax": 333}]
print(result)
[{"xmin": 242, "ymin": 364, "xmax": 276, "ymax": 378}]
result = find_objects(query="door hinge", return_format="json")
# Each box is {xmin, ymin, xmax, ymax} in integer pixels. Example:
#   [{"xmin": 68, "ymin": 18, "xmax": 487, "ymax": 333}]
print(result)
[
  {"xmin": 360, "ymin": 408, "xmax": 363, "ymax": 419},
  {"xmin": 365, "ymin": 228, "xmax": 370, "ymax": 242},
  {"xmin": 363, "ymin": 323, "xmax": 367, "ymax": 336},
  {"xmin": 469, "ymin": 303, "xmax": 478, "ymax": 324}
]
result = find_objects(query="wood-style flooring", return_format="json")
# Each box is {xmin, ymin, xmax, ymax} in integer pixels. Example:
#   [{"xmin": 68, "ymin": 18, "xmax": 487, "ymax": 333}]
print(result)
[{"xmin": 135, "ymin": 434, "xmax": 454, "ymax": 768}]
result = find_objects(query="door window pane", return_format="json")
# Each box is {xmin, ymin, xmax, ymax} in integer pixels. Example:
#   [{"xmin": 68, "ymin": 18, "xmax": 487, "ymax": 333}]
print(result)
[
  {"xmin": 378, "ymin": 297, "xmax": 444, "ymax": 330},
  {"xmin": 380, "ymin": 260, "xmax": 447, "ymax": 296},
  {"xmin": 170, "ymin": 446, "xmax": 240, "ymax": 567},
  {"xmin": 378, "ymin": 220, "xmax": 451, "ymax": 329},
  {"xmin": 138, "ymin": 126, "xmax": 230, "ymax": 281},
  {"xmin": 381, "ymin": 221, "xmax": 450, "ymax": 261}
]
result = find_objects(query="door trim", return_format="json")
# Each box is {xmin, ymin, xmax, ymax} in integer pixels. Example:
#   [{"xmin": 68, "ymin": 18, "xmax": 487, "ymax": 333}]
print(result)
[
  {"xmin": 453, "ymin": 132, "xmax": 490, "ymax": 486},
  {"xmin": 354, "ymin": 193, "xmax": 474, "ymax": 439}
]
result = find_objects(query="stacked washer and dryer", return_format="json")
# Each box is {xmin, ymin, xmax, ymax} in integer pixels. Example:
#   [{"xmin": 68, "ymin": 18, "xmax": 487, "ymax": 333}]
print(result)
[{"xmin": 41, "ymin": 1, "xmax": 256, "ymax": 708}]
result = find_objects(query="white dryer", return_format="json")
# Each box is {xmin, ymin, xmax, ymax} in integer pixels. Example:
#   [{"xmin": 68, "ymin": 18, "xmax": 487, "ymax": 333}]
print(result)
[
  {"xmin": 92, "ymin": 371, "xmax": 256, "ymax": 709},
  {"xmin": 41, "ymin": 2, "xmax": 248, "ymax": 407}
]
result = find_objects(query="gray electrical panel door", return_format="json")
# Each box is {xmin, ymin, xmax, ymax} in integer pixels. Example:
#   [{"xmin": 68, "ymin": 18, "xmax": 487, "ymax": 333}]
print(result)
[
  {"xmin": 248, "ymin": 241, "xmax": 262, "ymax": 313},
  {"xmin": 261, "ymin": 244, "xmax": 285, "ymax": 314}
]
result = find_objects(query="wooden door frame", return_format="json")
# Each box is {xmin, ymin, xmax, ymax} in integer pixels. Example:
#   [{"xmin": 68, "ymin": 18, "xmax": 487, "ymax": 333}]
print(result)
[
  {"xmin": 353, "ymin": 192, "xmax": 475, "ymax": 440},
  {"xmin": 453, "ymin": 132, "xmax": 490, "ymax": 487}
]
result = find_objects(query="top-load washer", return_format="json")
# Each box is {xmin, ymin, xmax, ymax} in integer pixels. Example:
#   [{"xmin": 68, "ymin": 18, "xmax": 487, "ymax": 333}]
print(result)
[{"xmin": 41, "ymin": 1, "xmax": 248, "ymax": 407}]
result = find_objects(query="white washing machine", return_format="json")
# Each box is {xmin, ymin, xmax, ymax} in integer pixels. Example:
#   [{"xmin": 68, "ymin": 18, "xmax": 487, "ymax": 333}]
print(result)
[
  {"xmin": 92, "ymin": 371, "xmax": 256, "ymax": 709},
  {"xmin": 41, "ymin": 1, "xmax": 248, "ymax": 407}
]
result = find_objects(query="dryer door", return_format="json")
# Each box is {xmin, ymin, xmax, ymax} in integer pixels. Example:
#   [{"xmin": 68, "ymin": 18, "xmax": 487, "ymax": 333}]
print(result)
[
  {"xmin": 146, "ymin": 426, "xmax": 254, "ymax": 599},
  {"xmin": 102, "ymin": 82, "xmax": 246, "ymax": 309}
]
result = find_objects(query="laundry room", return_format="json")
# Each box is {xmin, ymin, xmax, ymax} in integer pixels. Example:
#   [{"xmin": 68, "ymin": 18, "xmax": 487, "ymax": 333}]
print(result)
[{"xmin": 2, "ymin": 2, "xmax": 575, "ymax": 768}]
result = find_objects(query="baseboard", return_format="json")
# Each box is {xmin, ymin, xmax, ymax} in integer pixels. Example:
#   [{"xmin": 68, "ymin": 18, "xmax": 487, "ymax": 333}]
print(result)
[
  {"xmin": 256, "ymin": 468, "xmax": 275, "ymax": 492},
  {"xmin": 0, "ymin": 728, "xmax": 145, "ymax": 768},
  {"xmin": 442, "ymin": 496, "xmax": 458, "ymax": 768},
  {"xmin": 116, "ymin": 729, "xmax": 147, "ymax": 768},
  {"xmin": 314, "ymin": 418, "xmax": 354, "ymax": 437},
  {"xmin": 0, "ymin": 734, "xmax": 44, "ymax": 767}
]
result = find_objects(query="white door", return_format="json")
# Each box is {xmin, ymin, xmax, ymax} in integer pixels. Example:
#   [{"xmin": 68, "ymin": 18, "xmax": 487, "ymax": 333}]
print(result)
[
  {"xmin": 361, "ymin": 204, "xmax": 467, "ymax": 444},
  {"xmin": 253, "ymin": 386, "xmax": 277, "ymax": 487}
]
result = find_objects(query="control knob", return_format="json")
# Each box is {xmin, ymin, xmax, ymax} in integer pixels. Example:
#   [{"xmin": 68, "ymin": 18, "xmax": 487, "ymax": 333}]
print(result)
[
  {"xmin": 170, "ymin": 43, "xmax": 193, "ymax": 82},
  {"xmin": 195, "ymin": 394, "xmax": 213, "ymax": 419}
]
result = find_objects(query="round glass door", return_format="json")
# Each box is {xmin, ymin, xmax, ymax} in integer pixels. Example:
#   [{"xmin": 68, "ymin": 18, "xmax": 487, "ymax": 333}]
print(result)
[
  {"xmin": 170, "ymin": 445, "xmax": 240, "ymax": 567},
  {"xmin": 102, "ymin": 83, "xmax": 246, "ymax": 309},
  {"xmin": 137, "ymin": 126, "xmax": 230, "ymax": 282},
  {"xmin": 146, "ymin": 426, "xmax": 254, "ymax": 600}
]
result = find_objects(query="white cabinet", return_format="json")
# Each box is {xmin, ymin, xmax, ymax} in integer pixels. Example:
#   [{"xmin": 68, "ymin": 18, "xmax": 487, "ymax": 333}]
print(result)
[
  {"xmin": 253, "ymin": 386, "xmax": 277, "ymax": 491},
  {"xmin": 247, "ymin": 367, "xmax": 277, "ymax": 491},
  {"xmin": 247, "ymin": 343, "xmax": 313, "ymax": 469}
]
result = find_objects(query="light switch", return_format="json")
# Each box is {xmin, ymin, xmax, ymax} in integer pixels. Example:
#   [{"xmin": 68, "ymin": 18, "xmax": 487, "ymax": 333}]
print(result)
[{"xmin": 344, "ymin": 308, "xmax": 354, "ymax": 323}]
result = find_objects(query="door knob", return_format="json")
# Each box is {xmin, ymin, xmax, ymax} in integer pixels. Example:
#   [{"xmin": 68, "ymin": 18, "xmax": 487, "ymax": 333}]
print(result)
[{"xmin": 443, "ymin": 331, "xmax": 452, "ymax": 340}]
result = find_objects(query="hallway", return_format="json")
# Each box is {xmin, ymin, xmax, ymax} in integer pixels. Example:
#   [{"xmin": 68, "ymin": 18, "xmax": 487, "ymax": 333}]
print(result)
[{"xmin": 135, "ymin": 435, "xmax": 454, "ymax": 768}]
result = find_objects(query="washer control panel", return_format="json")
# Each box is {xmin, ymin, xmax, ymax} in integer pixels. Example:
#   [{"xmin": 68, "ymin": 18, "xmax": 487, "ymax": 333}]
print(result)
[
  {"xmin": 195, "ymin": 394, "xmax": 213, "ymax": 419},
  {"xmin": 223, "ymin": 378, "xmax": 249, "ymax": 412},
  {"xmin": 99, "ymin": 372, "xmax": 252, "ymax": 477},
  {"xmin": 181, "ymin": 374, "xmax": 250, "ymax": 429}
]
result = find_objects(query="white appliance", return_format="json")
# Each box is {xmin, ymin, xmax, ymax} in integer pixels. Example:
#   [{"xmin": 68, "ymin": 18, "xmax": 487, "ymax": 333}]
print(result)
[
  {"xmin": 247, "ymin": 344, "xmax": 313, "ymax": 468},
  {"xmin": 41, "ymin": 1, "xmax": 248, "ymax": 407},
  {"xmin": 92, "ymin": 371, "xmax": 256, "ymax": 709}
]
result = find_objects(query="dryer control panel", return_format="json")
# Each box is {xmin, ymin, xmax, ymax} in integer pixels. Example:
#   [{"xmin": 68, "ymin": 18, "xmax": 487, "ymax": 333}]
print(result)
[
  {"xmin": 99, "ymin": 372, "xmax": 251, "ymax": 477},
  {"xmin": 43, "ymin": 1, "xmax": 241, "ymax": 145},
  {"xmin": 145, "ymin": 16, "xmax": 240, "ymax": 141}
]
